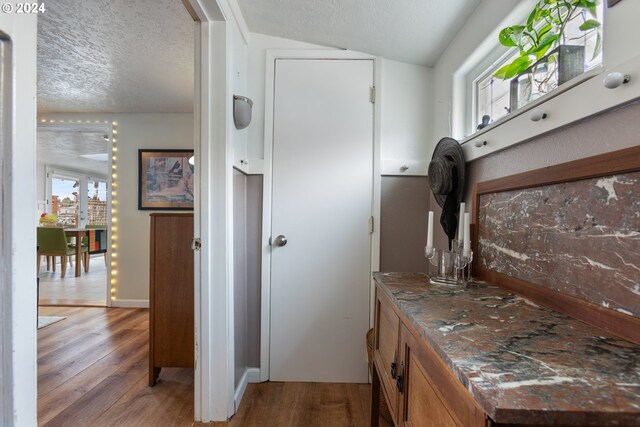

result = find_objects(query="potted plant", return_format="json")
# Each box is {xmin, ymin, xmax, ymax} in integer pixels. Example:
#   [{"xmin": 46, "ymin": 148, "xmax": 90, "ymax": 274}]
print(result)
[
  {"xmin": 494, "ymin": 0, "xmax": 602, "ymax": 110},
  {"xmin": 39, "ymin": 212, "xmax": 59, "ymax": 227}
]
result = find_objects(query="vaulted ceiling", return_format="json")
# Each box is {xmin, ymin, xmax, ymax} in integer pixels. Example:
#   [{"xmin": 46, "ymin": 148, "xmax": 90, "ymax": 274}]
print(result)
[{"xmin": 236, "ymin": 0, "xmax": 482, "ymax": 66}]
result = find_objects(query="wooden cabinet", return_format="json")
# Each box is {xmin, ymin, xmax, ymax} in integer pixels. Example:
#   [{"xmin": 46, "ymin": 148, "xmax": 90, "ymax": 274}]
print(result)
[
  {"xmin": 373, "ymin": 289, "xmax": 488, "ymax": 427},
  {"xmin": 149, "ymin": 213, "xmax": 194, "ymax": 386}
]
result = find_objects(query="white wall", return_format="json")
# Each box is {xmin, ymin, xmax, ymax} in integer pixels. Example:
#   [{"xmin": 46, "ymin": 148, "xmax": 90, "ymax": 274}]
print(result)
[
  {"xmin": 244, "ymin": 33, "xmax": 433, "ymax": 175},
  {"xmin": 0, "ymin": 7, "xmax": 38, "ymax": 426},
  {"xmin": 432, "ymin": 0, "xmax": 640, "ymax": 151},
  {"xmin": 432, "ymin": 0, "xmax": 520, "ymax": 146},
  {"xmin": 38, "ymin": 113, "xmax": 193, "ymax": 304},
  {"xmin": 245, "ymin": 33, "xmax": 330, "ymax": 163},
  {"xmin": 380, "ymin": 58, "xmax": 432, "ymax": 175}
]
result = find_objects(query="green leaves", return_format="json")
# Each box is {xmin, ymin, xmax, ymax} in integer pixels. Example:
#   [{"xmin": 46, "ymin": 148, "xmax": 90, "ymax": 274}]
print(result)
[
  {"xmin": 494, "ymin": 56, "xmax": 534, "ymax": 80},
  {"xmin": 579, "ymin": 19, "xmax": 601, "ymax": 31},
  {"xmin": 494, "ymin": 0, "xmax": 601, "ymax": 81},
  {"xmin": 499, "ymin": 26, "xmax": 525, "ymax": 47}
]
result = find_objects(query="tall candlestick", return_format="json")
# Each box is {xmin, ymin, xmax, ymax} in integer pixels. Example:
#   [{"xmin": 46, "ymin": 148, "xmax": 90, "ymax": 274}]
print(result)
[
  {"xmin": 457, "ymin": 202, "xmax": 465, "ymax": 242},
  {"xmin": 427, "ymin": 211, "xmax": 434, "ymax": 249},
  {"xmin": 463, "ymin": 212, "xmax": 471, "ymax": 255}
]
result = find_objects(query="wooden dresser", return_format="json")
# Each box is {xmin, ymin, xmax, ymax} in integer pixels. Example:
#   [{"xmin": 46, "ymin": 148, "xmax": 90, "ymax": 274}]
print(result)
[{"xmin": 149, "ymin": 213, "xmax": 194, "ymax": 386}]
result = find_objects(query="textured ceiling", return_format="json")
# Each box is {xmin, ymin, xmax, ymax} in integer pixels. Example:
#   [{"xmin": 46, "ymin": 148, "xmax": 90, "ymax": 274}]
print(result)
[
  {"xmin": 37, "ymin": 0, "xmax": 194, "ymax": 113},
  {"xmin": 236, "ymin": 0, "xmax": 482, "ymax": 66},
  {"xmin": 37, "ymin": 125, "xmax": 110, "ymax": 176}
]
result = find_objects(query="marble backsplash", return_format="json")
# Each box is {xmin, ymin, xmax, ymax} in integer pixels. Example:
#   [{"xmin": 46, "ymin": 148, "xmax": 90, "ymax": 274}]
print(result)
[{"xmin": 478, "ymin": 171, "xmax": 640, "ymax": 318}]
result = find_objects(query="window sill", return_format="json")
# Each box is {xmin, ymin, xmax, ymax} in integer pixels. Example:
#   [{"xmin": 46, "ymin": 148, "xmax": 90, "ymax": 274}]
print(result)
[
  {"xmin": 461, "ymin": 67, "xmax": 602, "ymax": 145},
  {"xmin": 460, "ymin": 53, "xmax": 640, "ymax": 162}
]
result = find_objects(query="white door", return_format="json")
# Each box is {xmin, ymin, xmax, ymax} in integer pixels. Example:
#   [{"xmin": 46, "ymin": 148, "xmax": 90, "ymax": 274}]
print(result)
[{"xmin": 270, "ymin": 59, "xmax": 374, "ymax": 383}]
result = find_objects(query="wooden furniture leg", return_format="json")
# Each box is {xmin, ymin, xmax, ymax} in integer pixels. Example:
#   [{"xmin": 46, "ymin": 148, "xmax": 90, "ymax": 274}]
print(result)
[
  {"xmin": 46, "ymin": 256, "xmax": 50, "ymax": 271},
  {"xmin": 371, "ymin": 363, "xmax": 381, "ymax": 427},
  {"xmin": 149, "ymin": 367, "xmax": 161, "ymax": 386},
  {"xmin": 83, "ymin": 252, "xmax": 90, "ymax": 273},
  {"xmin": 52, "ymin": 256, "xmax": 56, "ymax": 272},
  {"xmin": 74, "ymin": 234, "xmax": 81, "ymax": 277},
  {"xmin": 61, "ymin": 255, "xmax": 67, "ymax": 278}
]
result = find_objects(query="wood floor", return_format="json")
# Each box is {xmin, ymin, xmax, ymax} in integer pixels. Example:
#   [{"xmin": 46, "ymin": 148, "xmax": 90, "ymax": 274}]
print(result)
[
  {"xmin": 38, "ymin": 254, "xmax": 107, "ymax": 306},
  {"xmin": 38, "ymin": 306, "xmax": 383, "ymax": 427}
]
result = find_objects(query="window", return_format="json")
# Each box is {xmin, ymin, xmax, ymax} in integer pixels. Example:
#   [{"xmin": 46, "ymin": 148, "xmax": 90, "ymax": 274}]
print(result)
[
  {"xmin": 51, "ymin": 176, "xmax": 79, "ymax": 227},
  {"xmin": 46, "ymin": 167, "xmax": 109, "ymax": 228},
  {"xmin": 87, "ymin": 179, "xmax": 108, "ymax": 226},
  {"xmin": 470, "ymin": 1, "xmax": 604, "ymax": 134}
]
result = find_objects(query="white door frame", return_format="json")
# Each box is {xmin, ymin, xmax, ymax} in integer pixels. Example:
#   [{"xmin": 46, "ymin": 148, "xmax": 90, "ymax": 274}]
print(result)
[
  {"xmin": 261, "ymin": 50, "xmax": 383, "ymax": 382},
  {"xmin": 185, "ymin": 0, "xmax": 245, "ymax": 421},
  {"xmin": 0, "ymin": 8, "xmax": 38, "ymax": 425}
]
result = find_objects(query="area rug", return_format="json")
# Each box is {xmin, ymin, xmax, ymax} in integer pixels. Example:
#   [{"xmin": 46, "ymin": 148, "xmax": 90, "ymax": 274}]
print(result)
[{"xmin": 37, "ymin": 316, "xmax": 66, "ymax": 329}]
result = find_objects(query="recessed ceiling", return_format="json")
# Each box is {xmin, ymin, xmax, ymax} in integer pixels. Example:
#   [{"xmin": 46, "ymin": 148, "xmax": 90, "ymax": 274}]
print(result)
[
  {"xmin": 37, "ymin": 0, "xmax": 194, "ymax": 113},
  {"xmin": 236, "ymin": 0, "xmax": 482, "ymax": 66},
  {"xmin": 37, "ymin": 123, "xmax": 111, "ymax": 176}
]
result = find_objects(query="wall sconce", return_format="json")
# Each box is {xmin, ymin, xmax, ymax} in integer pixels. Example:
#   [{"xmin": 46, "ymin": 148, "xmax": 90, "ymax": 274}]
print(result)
[{"xmin": 233, "ymin": 95, "xmax": 253, "ymax": 129}]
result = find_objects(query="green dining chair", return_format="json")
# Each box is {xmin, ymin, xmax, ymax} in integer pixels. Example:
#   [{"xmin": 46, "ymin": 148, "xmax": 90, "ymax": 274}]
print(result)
[{"xmin": 37, "ymin": 227, "xmax": 87, "ymax": 278}]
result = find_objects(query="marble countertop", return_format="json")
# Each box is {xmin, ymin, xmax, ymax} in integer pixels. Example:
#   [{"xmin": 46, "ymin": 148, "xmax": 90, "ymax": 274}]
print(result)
[{"xmin": 374, "ymin": 272, "xmax": 640, "ymax": 426}]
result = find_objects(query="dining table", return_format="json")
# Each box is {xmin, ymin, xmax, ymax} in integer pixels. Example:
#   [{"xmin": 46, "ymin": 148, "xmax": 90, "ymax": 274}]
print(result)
[{"xmin": 64, "ymin": 228, "xmax": 90, "ymax": 277}]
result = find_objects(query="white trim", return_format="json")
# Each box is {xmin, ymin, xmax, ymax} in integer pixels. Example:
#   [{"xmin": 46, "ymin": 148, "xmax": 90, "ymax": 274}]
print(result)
[
  {"xmin": 110, "ymin": 299, "xmax": 149, "ymax": 308},
  {"xmin": 220, "ymin": 0, "xmax": 250, "ymax": 46},
  {"xmin": 233, "ymin": 367, "xmax": 260, "ymax": 411},
  {"xmin": 370, "ymin": 58, "xmax": 382, "ymax": 329},
  {"xmin": 187, "ymin": 0, "xmax": 236, "ymax": 422},
  {"xmin": 462, "ymin": 52, "xmax": 640, "ymax": 162},
  {"xmin": 260, "ymin": 49, "xmax": 381, "ymax": 383},
  {"xmin": 233, "ymin": 158, "xmax": 264, "ymax": 175},
  {"xmin": 0, "ymin": 9, "xmax": 39, "ymax": 425},
  {"xmin": 191, "ymin": 17, "xmax": 204, "ymax": 424}
]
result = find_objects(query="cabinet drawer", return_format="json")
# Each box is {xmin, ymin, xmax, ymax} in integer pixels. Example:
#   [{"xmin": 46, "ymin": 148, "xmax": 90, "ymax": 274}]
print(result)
[
  {"xmin": 374, "ymin": 290, "xmax": 400, "ymax": 421},
  {"xmin": 400, "ymin": 325, "xmax": 486, "ymax": 427}
]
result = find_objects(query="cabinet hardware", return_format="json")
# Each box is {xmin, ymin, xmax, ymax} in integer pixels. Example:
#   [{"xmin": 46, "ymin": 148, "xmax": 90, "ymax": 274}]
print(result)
[
  {"xmin": 396, "ymin": 361, "xmax": 404, "ymax": 393},
  {"xmin": 391, "ymin": 350, "xmax": 398, "ymax": 379}
]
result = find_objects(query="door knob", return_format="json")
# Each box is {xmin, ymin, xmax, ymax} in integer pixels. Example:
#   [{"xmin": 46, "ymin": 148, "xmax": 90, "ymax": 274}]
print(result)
[{"xmin": 273, "ymin": 235, "xmax": 288, "ymax": 247}]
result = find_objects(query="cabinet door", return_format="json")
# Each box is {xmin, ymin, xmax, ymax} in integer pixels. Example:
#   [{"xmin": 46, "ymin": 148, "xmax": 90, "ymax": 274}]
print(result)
[
  {"xmin": 374, "ymin": 290, "xmax": 401, "ymax": 422},
  {"xmin": 399, "ymin": 325, "xmax": 486, "ymax": 427},
  {"xmin": 150, "ymin": 214, "xmax": 194, "ymax": 368}
]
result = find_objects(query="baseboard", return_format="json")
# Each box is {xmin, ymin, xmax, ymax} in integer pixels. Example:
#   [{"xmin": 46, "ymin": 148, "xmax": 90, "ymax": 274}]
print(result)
[
  {"xmin": 234, "ymin": 368, "xmax": 260, "ymax": 412},
  {"xmin": 111, "ymin": 299, "xmax": 149, "ymax": 308}
]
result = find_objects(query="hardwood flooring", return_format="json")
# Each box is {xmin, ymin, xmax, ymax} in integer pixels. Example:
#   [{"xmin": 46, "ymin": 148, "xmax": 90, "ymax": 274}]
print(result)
[
  {"xmin": 38, "ymin": 306, "xmax": 384, "ymax": 427},
  {"xmin": 38, "ymin": 254, "xmax": 107, "ymax": 306}
]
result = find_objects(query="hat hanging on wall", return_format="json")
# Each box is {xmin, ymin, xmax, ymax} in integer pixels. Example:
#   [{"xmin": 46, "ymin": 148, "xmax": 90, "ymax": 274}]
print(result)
[
  {"xmin": 428, "ymin": 137, "xmax": 465, "ymax": 250},
  {"xmin": 233, "ymin": 95, "xmax": 253, "ymax": 129}
]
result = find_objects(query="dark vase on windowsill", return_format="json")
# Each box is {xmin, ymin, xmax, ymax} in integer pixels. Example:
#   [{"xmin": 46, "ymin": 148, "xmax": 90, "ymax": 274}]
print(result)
[{"xmin": 509, "ymin": 45, "xmax": 585, "ymax": 113}]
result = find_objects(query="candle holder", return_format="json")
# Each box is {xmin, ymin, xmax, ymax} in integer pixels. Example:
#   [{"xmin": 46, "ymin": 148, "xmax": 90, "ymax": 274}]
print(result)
[{"xmin": 425, "ymin": 243, "xmax": 473, "ymax": 285}]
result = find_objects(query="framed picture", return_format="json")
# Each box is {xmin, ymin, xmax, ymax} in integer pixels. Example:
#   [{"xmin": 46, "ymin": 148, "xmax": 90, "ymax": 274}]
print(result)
[{"xmin": 138, "ymin": 149, "xmax": 194, "ymax": 210}]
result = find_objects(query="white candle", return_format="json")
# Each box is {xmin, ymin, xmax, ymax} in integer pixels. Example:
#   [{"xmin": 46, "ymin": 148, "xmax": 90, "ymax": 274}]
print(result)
[
  {"xmin": 463, "ymin": 212, "xmax": 471, "ymax": 255},
  {"xmin": 427, "ymin": 211, "xmax": 434, "ymax": 249},
  {"xmin": 457, "ymin": 202, "xmax": 465, "ymax": 242}
]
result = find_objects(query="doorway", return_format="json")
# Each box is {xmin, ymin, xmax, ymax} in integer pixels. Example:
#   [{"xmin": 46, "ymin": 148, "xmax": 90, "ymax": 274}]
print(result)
[
  {"xmin": 269, "ymin": 58, "xmax": 375, "ymax": 382},
  {"xmin": 36, "ymin": 122, "xmax": 112, "ymax": 307}
]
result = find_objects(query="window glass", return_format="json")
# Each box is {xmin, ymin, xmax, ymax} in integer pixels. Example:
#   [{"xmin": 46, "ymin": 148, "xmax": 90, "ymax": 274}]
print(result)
[
  {"xmin": 51, "ymin": 177, "xmax": 78, "ymax": 227},
  {"xmin": 472, "ymin": 2, "xmax": 603, "ymax": 132},
  {"xmin": 87, "ymin": 180, "xmax": 108, "ymax": 226}
]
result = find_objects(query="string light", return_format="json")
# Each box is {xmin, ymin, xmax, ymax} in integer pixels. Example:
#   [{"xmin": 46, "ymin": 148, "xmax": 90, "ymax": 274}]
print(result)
[{"xmin": 38, "ymin": 118, "xmax": 120, "ymax": 306}]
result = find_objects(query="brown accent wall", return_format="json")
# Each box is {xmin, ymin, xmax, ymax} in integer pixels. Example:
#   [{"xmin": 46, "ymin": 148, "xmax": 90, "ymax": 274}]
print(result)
[{"xmin": 380, "ymin": 176, "xmax": 431, "ymax": 273}]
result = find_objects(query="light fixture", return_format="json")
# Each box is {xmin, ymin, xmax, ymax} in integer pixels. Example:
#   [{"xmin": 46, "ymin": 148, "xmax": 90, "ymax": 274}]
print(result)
[
  {"xmin": 37, "ymin": 118, "xmax": 119, "ymax": 304},
  {"xmin": 233, "ymin": 95, "xmax": 253, "ymax": 129},
  {"xmin": 188, "ymin": 155, "xmax": 194, "ymax": 165}
]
